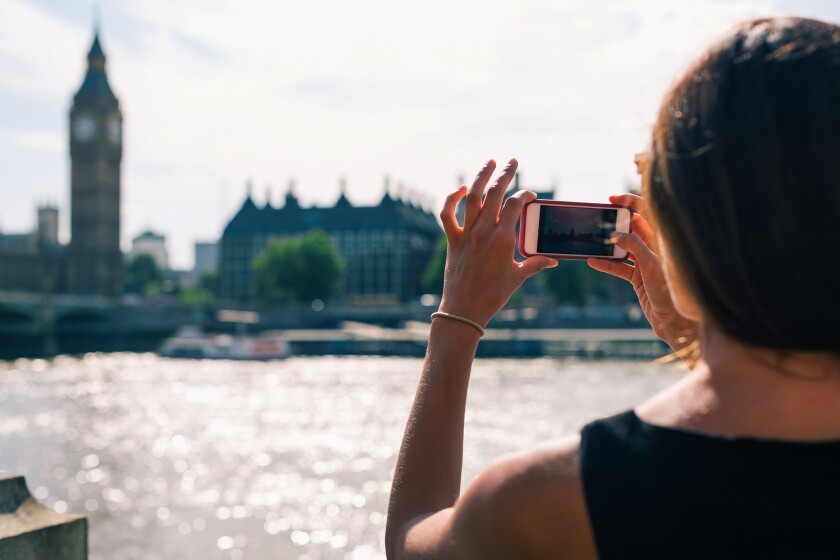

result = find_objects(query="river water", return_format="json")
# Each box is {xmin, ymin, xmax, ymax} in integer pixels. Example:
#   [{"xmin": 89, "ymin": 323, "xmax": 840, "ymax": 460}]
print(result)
[{"xmin": 0, "ymin": 354, "xmax": 682, "ymax": 559}]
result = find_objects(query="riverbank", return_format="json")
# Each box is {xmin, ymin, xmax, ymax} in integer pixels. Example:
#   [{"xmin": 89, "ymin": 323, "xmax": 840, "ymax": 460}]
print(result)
[
  {"xmin": 0, "ymin": 290, "xmax": 656, "ymax": 359},
  {"xmin": 277, "ymin": 323, "xmax": 666, "ymax": 359}
]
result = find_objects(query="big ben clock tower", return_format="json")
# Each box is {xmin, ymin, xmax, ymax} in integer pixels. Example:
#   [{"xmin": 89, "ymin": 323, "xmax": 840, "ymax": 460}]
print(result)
[{"xmin": 68, "ymin": 31, "xmax": 123, "ymax": 296}]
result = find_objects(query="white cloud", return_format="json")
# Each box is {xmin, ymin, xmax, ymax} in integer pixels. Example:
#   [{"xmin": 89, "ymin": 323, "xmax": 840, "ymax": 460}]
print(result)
[
  {"xmin": 0, "ymin": 129, "xmax": 64, "ymax": 154},
  {"xmin": 0, "ymin": 0, "xmax": 85, "ymax": 101}
]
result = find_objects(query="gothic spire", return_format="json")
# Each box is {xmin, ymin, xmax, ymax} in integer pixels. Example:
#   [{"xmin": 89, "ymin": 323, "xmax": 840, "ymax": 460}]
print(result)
[
  {"xmin": 74, "ymin": 29, "xmax": 117, "ymax": 105},
  {"xmin": 88, "ymin": 33, "xmax": 106, "ymax": 69}
]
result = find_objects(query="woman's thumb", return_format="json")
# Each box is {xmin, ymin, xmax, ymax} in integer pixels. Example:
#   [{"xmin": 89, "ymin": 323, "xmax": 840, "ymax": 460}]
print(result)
[{"xmin": 519, "ymin": 256, "xmax": 558, "ymax": 279}]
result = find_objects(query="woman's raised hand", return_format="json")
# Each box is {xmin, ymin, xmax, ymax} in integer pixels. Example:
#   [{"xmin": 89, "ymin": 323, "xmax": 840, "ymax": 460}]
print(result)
[
  {"xmin": 588, "ymin": 193, "xmax": 698, "ymax": 355},
  {"xmin": 437, "ymin": 159, "xmax": 557, "ymax": 328}
]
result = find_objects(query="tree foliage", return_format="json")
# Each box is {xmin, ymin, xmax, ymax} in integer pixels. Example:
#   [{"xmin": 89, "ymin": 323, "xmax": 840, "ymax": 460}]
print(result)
[
  {"xmin": 180, "ymin": 270, "xmax": 219, "ymax": 307},
  {"xmin": 421, "ymin": 235, "xmax": 447, "ymax": 295},
  {"xmin": 199, "ymin": 270, "xmax": 220, "ymax": 296},
  {"xmin": 181, "ymin": 286, "xmax": 213, "ymax": 307},
  {"xmin": 124, "ymin": 253, "xmax": 161, "ymax": 295},
  {"xmin": 253, "ymin": 229, "xmax": 346, "ymax": 304}
]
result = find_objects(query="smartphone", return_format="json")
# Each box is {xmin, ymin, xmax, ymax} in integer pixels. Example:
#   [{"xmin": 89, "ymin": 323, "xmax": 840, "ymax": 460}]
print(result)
[{"xmin": 519, "ymin": 200, "xmax": 632, "ymax": 260}]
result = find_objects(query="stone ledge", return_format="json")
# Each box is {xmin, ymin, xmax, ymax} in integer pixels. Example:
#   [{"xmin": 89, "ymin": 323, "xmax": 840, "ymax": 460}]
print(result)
[{"xmin": 0, "ymin": 474, "xmax": 87, "ymax": 560}]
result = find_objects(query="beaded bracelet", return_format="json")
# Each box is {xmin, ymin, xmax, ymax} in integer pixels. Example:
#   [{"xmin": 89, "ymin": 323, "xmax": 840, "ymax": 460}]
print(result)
[{"xmin": 430, "ymin": 311, "xmax": 486, "ymax": 337}]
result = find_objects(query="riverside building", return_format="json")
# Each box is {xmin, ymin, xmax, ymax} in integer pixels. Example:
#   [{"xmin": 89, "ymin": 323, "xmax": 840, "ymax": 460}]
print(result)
[{"xmin": 218, "ymin": 181, "xmax": 440, "ymax": 303}]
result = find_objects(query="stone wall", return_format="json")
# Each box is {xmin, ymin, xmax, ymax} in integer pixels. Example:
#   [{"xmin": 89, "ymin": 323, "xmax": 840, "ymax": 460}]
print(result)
[{"xmin": 0, "ymin": 474, "xmax": 87, "ymax": 559}]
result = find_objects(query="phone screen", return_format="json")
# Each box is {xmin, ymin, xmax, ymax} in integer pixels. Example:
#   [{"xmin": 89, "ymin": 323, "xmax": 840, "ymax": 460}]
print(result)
[{"xmin": 537, "ymin": 206, "xmax": 618, "ymax": 256}]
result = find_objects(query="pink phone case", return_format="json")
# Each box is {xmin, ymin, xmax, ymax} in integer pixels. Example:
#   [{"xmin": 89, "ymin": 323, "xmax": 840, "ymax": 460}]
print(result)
[{"xmin": 518, "ymin": 199, "xmax": 633, "ymax": 261}]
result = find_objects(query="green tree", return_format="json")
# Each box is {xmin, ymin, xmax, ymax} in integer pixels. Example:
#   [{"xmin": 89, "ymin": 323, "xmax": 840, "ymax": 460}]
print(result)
[
  {"xmin": 125, "ymin": 253, "xmax": 161, "ymax": 295},
  {"xmin": 180, "ymin": 269, "xmax": 219, "ymax": 307},
  {"xmin": 181, "ymin": 286, "xmax": 213, "ymax": 307},
  {"xmin": 199, "ymin": 270, "xmax": 220, "ymax": 297},
  {"xmin": 421, "ymin": 235, "xmax": 447, "ymax": 295},
  {"xmin": 253, "ymin": 229, "xmax": 346, "ymax": 304}
]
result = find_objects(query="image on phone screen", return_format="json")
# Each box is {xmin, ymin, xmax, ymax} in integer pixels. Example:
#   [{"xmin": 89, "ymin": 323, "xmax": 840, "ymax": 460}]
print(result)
[{"xmin": 537, "ymin": 206, "xmax": 618, "ymax": 256}]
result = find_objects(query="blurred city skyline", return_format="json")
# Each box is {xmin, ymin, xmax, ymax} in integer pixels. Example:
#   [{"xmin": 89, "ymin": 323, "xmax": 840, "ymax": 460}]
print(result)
[{"xmin": 1, "ymin": 0, "xmax": 837, "ymax": 269}]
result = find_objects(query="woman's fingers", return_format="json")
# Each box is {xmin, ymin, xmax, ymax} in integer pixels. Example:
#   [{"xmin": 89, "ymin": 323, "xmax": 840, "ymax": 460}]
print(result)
[
  {"xmin": 463, "ymin": 160, "xmax": 496, "ymax": 230},
  {"xmin": 631, "ymin": 213, "xmax": 658, "ymax": 253},
  {"xmin": 518, "ymin": 256, "xmax": 558, "ymax": 279},
  {"xmin": 479, "ymin": 159, "xmax": 518, "ymax": 226},
  {"xmin": 608, "ymin": 193, "xmax": 659, "ymax": 253},
  {"xmin": 609, "ymin": 193, "xmax": 649, "ymax": 219},
  {"xmin": 499, "ymin": 189, "xmax": 536, "ymax": 230},
  {"xmin": 587, "ymin": 257, "xmax": 635, "ymax": 283},
  {"xmin": 612, "ymin": 232, "xmax": 659, "ymax": 275},
  {"xmin": 440, "ymin": 185, "xmax": 467, "ymax": 239}
]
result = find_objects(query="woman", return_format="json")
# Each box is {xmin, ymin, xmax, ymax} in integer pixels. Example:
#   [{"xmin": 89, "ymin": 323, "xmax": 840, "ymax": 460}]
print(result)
[{"xmin": 386, "ymin": 17, "xmax": 840, "ymax": 559}]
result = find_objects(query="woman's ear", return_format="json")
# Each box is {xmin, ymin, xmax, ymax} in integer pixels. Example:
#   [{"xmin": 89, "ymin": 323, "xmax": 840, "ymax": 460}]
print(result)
[{"xmin": 657, "ymin": 233, "xmax": 703, "ymax": 322}]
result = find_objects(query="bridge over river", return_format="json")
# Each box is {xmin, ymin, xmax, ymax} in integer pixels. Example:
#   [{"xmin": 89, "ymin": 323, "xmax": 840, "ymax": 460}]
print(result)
[
  {"xmin": 0, "ymin": 291, "xmax": 183, "ymax": 359},
  {"xmin": 0, "ymin": 292, "xmax": 663, "ymax": 360}
]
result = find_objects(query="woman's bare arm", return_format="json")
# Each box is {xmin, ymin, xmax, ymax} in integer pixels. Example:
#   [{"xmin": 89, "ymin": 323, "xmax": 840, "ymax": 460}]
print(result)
[
  {"xmin": 385, "ymin": 159, "xmax": 557, "ymax": 558},
  {"xmin": 384, "ymin": 318, "xmax": 479, "ymax": 558}
]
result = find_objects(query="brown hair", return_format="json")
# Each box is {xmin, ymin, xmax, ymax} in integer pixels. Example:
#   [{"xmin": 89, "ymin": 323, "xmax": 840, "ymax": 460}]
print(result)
[{"xmin": 645, "ymin": 17, "xmax": 840, "ymax": 355}]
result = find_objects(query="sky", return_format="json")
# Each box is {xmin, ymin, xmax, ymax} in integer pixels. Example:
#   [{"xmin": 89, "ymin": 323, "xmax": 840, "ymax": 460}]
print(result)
[{"xmin": 1, "ymin": 0, "xmax": 838, "ymax": 269}]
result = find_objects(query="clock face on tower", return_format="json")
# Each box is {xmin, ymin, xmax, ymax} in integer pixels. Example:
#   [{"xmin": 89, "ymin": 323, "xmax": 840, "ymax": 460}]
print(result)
[
  {"xmin": 108, "ymin": 117, "xmax": 121, "ymax": 143},
  {"xmin": 73, "ymin": 115, "xmax": 96, "ymax": 142}
]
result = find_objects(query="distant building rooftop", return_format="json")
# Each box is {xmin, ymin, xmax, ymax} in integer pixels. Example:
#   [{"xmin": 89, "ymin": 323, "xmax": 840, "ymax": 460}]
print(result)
[{"xmin": 132, "ymin": 230, "xmax": 166, "ymax": 242}]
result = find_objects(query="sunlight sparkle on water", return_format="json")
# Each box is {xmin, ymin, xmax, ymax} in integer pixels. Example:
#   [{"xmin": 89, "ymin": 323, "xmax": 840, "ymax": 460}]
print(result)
[{"xmin": 0, "ymin": 354, "xmax": 679, "ymax": 559}]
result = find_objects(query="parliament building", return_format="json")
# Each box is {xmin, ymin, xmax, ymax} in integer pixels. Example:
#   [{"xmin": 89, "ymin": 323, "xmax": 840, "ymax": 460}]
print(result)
[
  {"xmin": 0, "ymin": 31, "xmax": 123, "ymax": 297},
  {"xmin": 219, "ymin": 183, "xmax": 441, "ymax": 303}
]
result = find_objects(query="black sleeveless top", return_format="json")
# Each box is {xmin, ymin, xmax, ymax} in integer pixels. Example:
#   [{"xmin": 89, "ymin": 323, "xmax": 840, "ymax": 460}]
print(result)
[{"xmin": 580, "ymin": 411, "xmax": 840, "ymax": 559}]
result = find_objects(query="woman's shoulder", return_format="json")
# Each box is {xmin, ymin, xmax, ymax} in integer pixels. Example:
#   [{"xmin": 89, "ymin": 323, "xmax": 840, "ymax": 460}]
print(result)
[{"xmin": 452, "ymin": 434, "xmax": 597, "ymax": 559}]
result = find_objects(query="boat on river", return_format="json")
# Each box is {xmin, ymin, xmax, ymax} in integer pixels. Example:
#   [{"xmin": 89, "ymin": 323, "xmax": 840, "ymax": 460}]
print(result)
[{"xmin": 159, "ymin": 327, "xmax": 290, "ymax": 360}]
